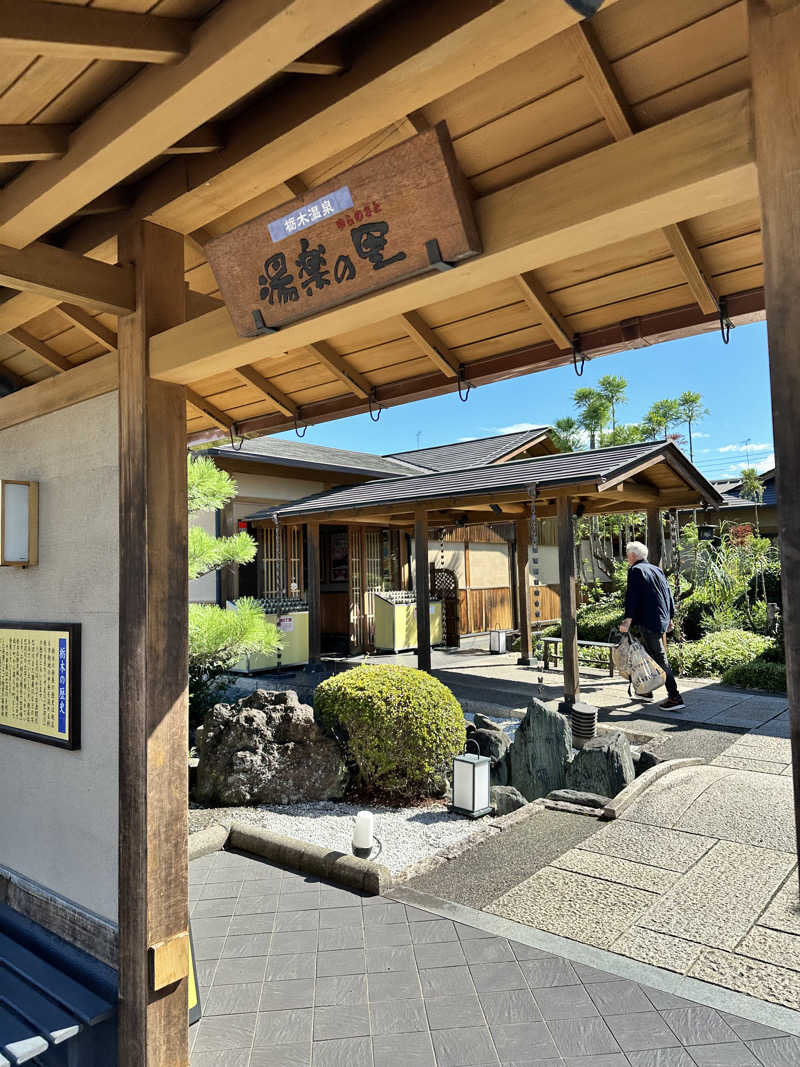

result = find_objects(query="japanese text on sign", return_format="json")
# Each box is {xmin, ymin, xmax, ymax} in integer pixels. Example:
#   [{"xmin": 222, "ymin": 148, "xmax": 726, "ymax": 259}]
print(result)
[
  {"xmin": 268, "ymin": 186, "xmax": 353, "ymax": 242},
  {"xmin": 0, "ymin": 625, "xmax": 78, "ymax": 747}
]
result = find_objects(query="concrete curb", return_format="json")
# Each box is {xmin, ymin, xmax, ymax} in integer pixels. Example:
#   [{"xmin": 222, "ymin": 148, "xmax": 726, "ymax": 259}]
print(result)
[
  {"xmin": 602, "ymin": 757, "xmax": 706, "ymax": 820},
  {"xmin": 227, "ymin": 822, "xmax": 392, "ymax": 895},
  {"xmin": 188, "ymin": 822, "xmax": 230, "ymax": 861}
]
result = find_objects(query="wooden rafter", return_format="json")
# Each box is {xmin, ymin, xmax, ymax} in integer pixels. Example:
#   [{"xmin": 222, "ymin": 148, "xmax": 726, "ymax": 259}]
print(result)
[
  {"xmin": 514, "ymin": 273, "xmax": 573, "ymax": 350},
  {"xmin": 57, "ymin": 305, "xmax": 118, "ymax": 352},
  {"xmin": 233, "ymin": 365, "xmax": 299, "ymax": 419},
  {"xmin": 569, "ymin": 20, "xmax": 719, "ymax": 316},
  {"xmin": 75, "ymin": 190, "xmax": 129, "ymax": 218},
  {"xmin": 0, "ymin": 360, "xmax": 26, "ymax": 389},
  {"xmin": 0, "ymin": 242, "xmax": 135, "ymax": 315},
  {"xmin": 399, "ymin": 311, "xmax": 459, "ymax": 378},
  {"xmin": 164, "ymin": 125, "xmax": 224, "ymax": 156},
  {"xmin": 8, "ymin": 327, "xmax": 73, "ymax": 373},
  {"xmin": 0, "ymin": 1, "xmax": 193, "ymax": 64},
  {"xmin": 0, "ymin": 125, "xmax": 71, "ymax": 162},
  {"xmin": 0, "ymin": 0, "xmax": 381, "ymax": 248},
  {"xmin": 307, "ymin": 340, "xmax": 371, "ymax": 399},
  {"xmin": 283, "ymin": 41, "xmax": 347, "ymax": 75},
  {"xmin": 185, "ymin": 388, "xmax": 234, "ymax": 431}
]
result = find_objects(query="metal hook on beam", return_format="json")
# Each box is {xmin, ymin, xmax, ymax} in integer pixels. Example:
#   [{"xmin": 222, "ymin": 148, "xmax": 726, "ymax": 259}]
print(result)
[
  {"xmin": 368, "ymin": 387, "xmax": 382, "ymax": 422},
  {"xmin": 718, "ymin": 295, "xmax": 733, "ymax": 345},
  {"xmin": 457, "ymin": 364, "xmax": 472, "ymax": 403},
  {"xmin": 572, "ymin": 334, "xmax": 586, "ymax": 377}
]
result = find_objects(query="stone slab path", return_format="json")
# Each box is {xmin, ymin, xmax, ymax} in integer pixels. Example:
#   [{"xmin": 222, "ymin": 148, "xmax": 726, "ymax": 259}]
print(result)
[{"xmin": 189, "ymin": 848, "xmax": 799, "ymax": 1066}]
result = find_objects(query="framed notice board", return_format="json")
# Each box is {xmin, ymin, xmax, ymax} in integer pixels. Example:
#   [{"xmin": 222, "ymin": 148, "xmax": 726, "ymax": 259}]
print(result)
[{"xmin": 0, "ymin": 622, "xmax": 81, "ymax": 749}]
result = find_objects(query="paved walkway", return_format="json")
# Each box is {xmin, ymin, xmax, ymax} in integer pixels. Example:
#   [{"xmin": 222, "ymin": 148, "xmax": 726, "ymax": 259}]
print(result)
[{"xmin": 189, "ymin": 849, "xmax": 799, "ymax": 1066}]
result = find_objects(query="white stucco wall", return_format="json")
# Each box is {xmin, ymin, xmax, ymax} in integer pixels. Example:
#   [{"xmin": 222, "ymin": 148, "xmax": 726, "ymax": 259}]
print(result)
[
  {"xmin": 468, "ymin": 542, "xmax": 510, "ymax": 588},
  {"xmin": 0, "ymin": 393, "xmax": 119, "ymax": 922},
  {"xmin": 189, "ymin": 508, "xmax": 217, "ymax": 604}
]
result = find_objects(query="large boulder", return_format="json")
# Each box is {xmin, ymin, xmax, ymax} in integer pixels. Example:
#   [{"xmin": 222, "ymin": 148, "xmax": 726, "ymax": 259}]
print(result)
[
  {"xmin": 195, "ymin": 689, "xmax": 349, "ymax": 806},
  {"xmin": 507, "ymin": 698, "xmax": 572, "ymax": 801},
  {"xmin": 491, "ymin": 785, "xmax": 528, "ymax": 816},
  {"xmin": 565, "ymin": 730, "xmax": 635, "ymax": 799},
  {"xmin": 472, "ymin": 727, "xmax": 511, "ymax": 763},
  {"xmin": 547, "ymin": 788, "xmax": 611, "ymax": 809},
  {"xmin": 473, "ymin": 712, "xmax": 502, "ymax": 733}
]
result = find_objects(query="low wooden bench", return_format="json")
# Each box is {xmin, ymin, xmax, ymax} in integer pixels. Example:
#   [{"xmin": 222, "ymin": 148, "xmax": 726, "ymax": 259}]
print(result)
[
  {"xmin": 542, "ymin": 636, "xmax": 615, "ymax": 677},
  {"xmin": 0, "ymin": 904, "xmax": 116, "ymax": 1066}
]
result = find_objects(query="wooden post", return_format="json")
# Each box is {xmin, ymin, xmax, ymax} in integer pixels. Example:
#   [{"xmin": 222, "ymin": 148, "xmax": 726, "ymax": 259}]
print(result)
[
  {"xmin": 306, "ymin": 520, "xmax": 321, "ymax": 661},
  {"xmin": 219, "ymin": 501, "xmax": 238, "ymax": 603},
  {"xmin": 515, "ymin": 512, "xmax": 532, "ymax": 665},
  {"xmin": 117, "ymin": 222, "xmax": 188, "ymax": 1067},
  {"xmin": 558, "ymin": 496, "xmax": 580, "ymax": 705},
  {"xmin": 464, "ymin": 536, "xmax": 473, "ymax": 634},
  {"xmin": 750, "ymin": 0, "xmax": 800, "ymax": 886},
  {"xmin": 360, "ymin": 525, "xmax": 368, "ymax": 651},
  {"xmin": 415, "ymin": 506, "xmax": 431, "ymax": 672},
  {"xmin": 399, "ymin": 530, "xmax": 409, "ymax": 591},
  {"xmin": 646, "ymin": 507, "xmax": 662, "ymax": 567}
]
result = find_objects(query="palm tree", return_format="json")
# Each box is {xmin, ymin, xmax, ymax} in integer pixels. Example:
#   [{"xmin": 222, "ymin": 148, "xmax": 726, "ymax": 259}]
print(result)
[
  {"xmin": 644, "ymin": 398, "xmax": 682, "ymax": 442},
  {"xmin": 597, "ymin": 375, "xmax": 628, "ymax": 433},
  {"xmin": 573, "ymin": 389, "xmax": 611, "ymax": 449},
  {"xmin": 739, "ymin": 466, "xmax": 765, "ymax": 537},
  {"xmin": 677, "ymin": 390, "xmax": 709, "ymax": 462},
  {"xmin": 551, "ymin": 417, "xmax": 582, "ymax": 452}
]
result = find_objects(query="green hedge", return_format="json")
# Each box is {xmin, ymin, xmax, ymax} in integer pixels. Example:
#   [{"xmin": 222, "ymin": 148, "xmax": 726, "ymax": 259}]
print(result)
[
  {"xmin": 670, "ymin": 629, "xmax": 773, "ymax": 677},
  {"xmin": 722, "ymin": 657, "xmax": 787, "ymax": 694},
  {"xmin": 747, "ymin": 560, "xmax": 781, "ymax": 604},
  {"xmin": 314, "ymin": 665, "xmax": 466, "ymax": 798}
]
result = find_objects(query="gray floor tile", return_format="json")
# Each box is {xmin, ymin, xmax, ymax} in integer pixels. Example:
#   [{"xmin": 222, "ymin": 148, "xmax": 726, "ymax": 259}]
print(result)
[
  {"xmin": 490, "ymin": 1020, "xmax": 559, "ymax": 1062},
  {"xmin": 587, "ymin": 980, "xmax": 654, "ymax": 1015},
  {"xmin": 234, "ymin": 894, "xmax": 279, "ymax": 915},
  {"xmin": 368, "ymin": 969, "xmax": 422, "ymax": 1002},
  {"xmin": 640, "ymin": 989, "xmax": 696, "ymax": 1011},
  {"xmin": 221, "ymin": 933, "xmax": 271, "ymax": 958},
  {"xmin": 368, "ymin": 945, "xmax": 418, "ymax": 972},
  {"xmin": 362, "ymin": 903, "xmax": 406, "ymax": 925},
  {"xmin": 196, "ymin": 960, "xmax": 217, "ymax": 986},
  {"xmin": 405, "ymin": 905, "xmax": 436, "ymax": 922},
  {"xmin": 192, "ymin": 1013, "xmax": 257, "ymax": 1052},
  {"xmin": 195, "ymin": 936, "xmax": 226, "ymax": 961},
  {"xmin": 660, "ymin": 1007, "xmax": 736, "ymax": 1046},
  {"xmin": 370, "ymin": 997, "xmax": 428, "ymax": 1035},
  {"xmin": 424, "ymin": 993, "xmax": 483, "ymax": 1030},
  {"xmin": 190, "ymin": 1049, "xmax": 251, "ymax": 1067},
  {"xmin": 270, "ymin": 929, "xmax": 319, "ymax": 955},
  {"xmin": 364, "ymin": 923, "xmax": 411, "ymax": 948},
  {"xmin": 191, "ymin": 916, "xmax": 231, "ymax": 940},
  {"xmin": 314, "ymin": 1004, "xmax": 371, "ymax": 1040},
  {"xmin": 372, "ymin": 1030, "xmax": 436, "ymax": 1067},
  {"xmin": 507, "ymin": 940, "xmax": 554, "ymax": 961},
  {"xmin": 718, "ymin": 1014, "xmax": 786, "ymax": 1041},
  {"xmin": 685, "ymin": 1043, "xmax": 760, "ymax": 1065},
  {"xmin": 214, "ymin": 956, "xmax": 268, "ymax": 985},
  {"xmin": 520, "ymin": 957, "xmax": 579, "ymax": 988},
  {"xmin": 249, "ymin": 1043, "xmax": 311, "ymax": 1066},
  {"xmin": 312, "ymin": 1035, "xmax": 373, "ymax": 1066},
  {"xmin": 264, "ymin": 951, "xmax": 316, "ymax": 981},
  {"xmin": 199, "ymin": 880, "xmax": 243, "ymax": 899},
  {"xmin": 254, "ymin": 1007, "xmax": 313, "ymax": 1046},
  {"xmin": 203, "ymin": 982, "xmax": 261, "ymax": 1016},
  {"xmin": 746, "ymin": 1035, "xmax": 800, "ymax": 1065},
  {"xmin": 479, "ymin": 989, "xmax": 541, "ymax": 1026},
  {"xmin": 276, "ymin": 910, "xmax": 320, "ymax": 931},
  {"xmin": 316, "ymin": 973, "xmax": 368, "ymax": 1006},
  {"xmin": 193, "ymin": 898, "xmax": 237, "ymax": 918},
  {"xmin": 260, "ymin": 978, "xmax": 315, "ymax": 1011},
  {"xmin": 471, "ymin": 961, "xmax": 527, "ymax": 993},
  {"xmin": 604, "ymin": 1011, "xmax": 681, "ymax": 1052},
  {"xmin": 227, "ymin": 913, "xmax": 274, "ymax": 935},
  {"xmin": 534, "ymin": 983, "xmax": 599, "ymax": 1020},
  {"xmin": 419, "ymin": 965, "xmax": 476, "ymax": 998},
  {"xmin": 548, "ymin": 1016, "xmax": 622, "ymax": 1058},
  {"xmin": 573, "ymin": 963, "xmax": 626, "ymax": 984},
  {"xmin": 461, "ymin": 938, "xmax": 515, "ymax": 965},
  {"xmin": 316, "ymin": 947, "xmax": 367, "ymax": 976},
  {"xmin": 319, "ymin": 924, "xmax": 366, "ymax": 951},
  {"xmin": 414, "ymin": 941, "xmax": 467, "ymax": 970},
  {"xmin": 278, "ymin": 891, "xmax": 321, "ymax": 912},
  {"xmin": 318, "ymin": 888, "xmax": 363, "ymax": 908},
  {"xmin": 430, "ymin": 1025, "xmax": 499, "ymax": 1066},
  {"xmin": 562, "ymin": 1056, "xmax": 629, "ymax": 1067},
  {"xmin": 409, "ymin": 919, "xmax": 458, "ymax": 944},
  {"xmin": 625, "ymin": 1051, "xmax": 696, "ymax": 1067},
  {"xmin": 321, "ymin": 906, "xmax": 370, "ymax": 928},
  {"xmin": 455, "ymin": 923, "xmax": 495, "ymax": 941}
]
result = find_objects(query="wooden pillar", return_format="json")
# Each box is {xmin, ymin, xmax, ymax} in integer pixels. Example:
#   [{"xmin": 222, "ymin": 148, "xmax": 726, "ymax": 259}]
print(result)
[
  {"xmin": 646, "ymin": 507, "xmax": 662, "ymax": 567},
  {"xmin": 464, "ymin": 536, "xmax": 473, "ymax": 634},
  {"xmin": 307, "ymin": 520, "xmax": 321, "ymax": 661},
  {"xmin": 557, "ymin": 496, "xmax": 580, "ymax": 705},
  {"xmin": 415, "ymin": 506, "xmax": 431, "ymax": 672},
  {"xmin": 399, "ymin": 530, "xmax": 409, "ymax": 591},
  {"xmin": 515, "ymin": 513, "xmax": 532, "ymax": 665},
  {"xmin": 219, "ymin": 501, "xmax": 239, "ymax": 604},
  {"xmin": 118, "ymin": 222, "xmax": 188, "ymax": 1067},
  {"xmin": 750, "ymin": 0, "xmax": 800, "ymax": 885}
]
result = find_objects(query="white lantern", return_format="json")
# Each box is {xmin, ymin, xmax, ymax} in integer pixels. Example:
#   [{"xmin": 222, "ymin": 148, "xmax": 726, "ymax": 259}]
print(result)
[
  {"xmin": 352, "ymin": 810, "xmax": 374, "ymax": 859},
  {"xmin": 451, "ymin": 740, "xmax": 492, "ymax": 818},
  {"xmin": 0, "ymin": 480, "xmax": 38, "ymax": 567}
]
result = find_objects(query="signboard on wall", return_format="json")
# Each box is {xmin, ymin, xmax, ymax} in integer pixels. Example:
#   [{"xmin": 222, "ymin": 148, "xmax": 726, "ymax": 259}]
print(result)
[
  {"xmin": 0, "ymin": 622, "xmax": 81, "ymax": 749},
  {"xmin": 205, "ymin": 122, "xmax": 481, "ymax": 337}
]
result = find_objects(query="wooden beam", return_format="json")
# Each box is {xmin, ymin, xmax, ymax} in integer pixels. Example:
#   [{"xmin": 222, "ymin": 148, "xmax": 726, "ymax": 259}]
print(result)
[
  {"xmin": 74, "ymin": 190, "xmax": 130, "ymax": 218},
  {"xmin": 0, "ymin": 360, "xmax": 26, "ymax": 390},
  {"xmin": 234, "ymin": 364, "xmax": 299, "ymax": 418},
  {"xmin": 8, "ymin": 327, "xmax": 73, "ymax": 373},
  {"xmin": 57, "ymin": 304, "xmax": 118, "ymax": 351},
  {"xmin": 0, "ymin": 242, "xmax": 135, "ymax": 315},
  {"xmin": 152, "ymin": 91, "xmax": 756, "ymax": 384},
  {"xmin": 557, "ymin": 496, "xmax": 579, "ymax": 705},
  {"xmin": 399, "ymin": 311, "xmax": 459, "ymax": 378},
  {"xmin": 282, "ymin": 177, "xmax": 308, "ymax": 200},
  {"xmin": 117, "ymin": 221, "xmax": 188, "ymax": 1066},
  {"xmin": 569, "ymin": 20, "xmax": 719, "ymax": 316},
  {"xmin": 0, "ymin": 1, "xmax": 193, "ymax": 64},
  {"xmin": 186, "ymin": 290, "xmax": 224, "ymax": 319},
  {"xmin": 164, "ymin": 125, "xmax": 224, "ymax": 156},
  {"xmin": 761, "ymin": 0, "xmax": 800, "ymax": 11},
  {"xmin": 185, "ymin": 387, "xmax": 235, "ymax": 431},
  {"xmin": 0, "ymin": 0, "xmax": 380, "ymax": 248},
  {"xmin": 307, "ymin": 340, "xmax": 371, "ymax": 399},
  {"xmin": 283, "ymin": 41, "xmax": 347, "ymax": 75},
  {"xmin": 749, "ymin": 0, "xmax": 800, "ymax": 883},
  {"xmin": 306, "ymin": 520, "xmax": 321, "ymax": 661},
  {"xmin": 646, "ymin": 507, "xmax": 663, "ymax": 567},
  {"xmin": 514, "ymin": 273, "xmax": 573, "ymax": 350},
  {"xmin": 0, "ymin": 352, "xmax": 117, "ymax": 431},
  {"xmin": 0, "ymin": 125, "xmax": 71, "ymax": 162},
  {"xmin": 404, "ymin": 111, "xmax": 430, "ymax": 135},
  {"xmin": 415, "ymin": 507, "xmax": 431, "ymax": 672},
  {"xmin": 515, "ymin": 513, "xmax": 533, "ymax": 665}
]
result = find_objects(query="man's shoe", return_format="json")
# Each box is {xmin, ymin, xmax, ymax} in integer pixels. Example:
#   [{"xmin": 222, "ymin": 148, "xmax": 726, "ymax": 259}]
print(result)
[{"xmin": 660, "ymin": 697, "xmax": 686, "ymax": 711}]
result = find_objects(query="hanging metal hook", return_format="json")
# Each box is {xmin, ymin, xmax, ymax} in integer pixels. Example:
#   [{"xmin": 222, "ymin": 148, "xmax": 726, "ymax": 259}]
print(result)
[
  {"xmin": 572, "ymin": 334, "xmax": 586, "ymax": 377},
  {"xmin": 718, "ymin": 295, "xmax": 733, "ymax": 345},
  {"xmin": 457, "ymin": 364, "xmax": 472, "ymax": 403},
  {"xmin": 294, "ymin": 419, "xmax": 307, "ymax": 438},
  {"xmin": 368, "ymin": 387, "xmax": 382, "ymax": 423},
  {"xmin": 229, "ymin": 425, "xmax": 245, "ymax": 451}
]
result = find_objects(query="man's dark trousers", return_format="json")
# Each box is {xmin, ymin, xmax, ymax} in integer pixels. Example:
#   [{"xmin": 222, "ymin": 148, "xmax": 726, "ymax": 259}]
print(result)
[{"xmin": 638, "ymin": 628, "xmax": 681, "ymax": 700}]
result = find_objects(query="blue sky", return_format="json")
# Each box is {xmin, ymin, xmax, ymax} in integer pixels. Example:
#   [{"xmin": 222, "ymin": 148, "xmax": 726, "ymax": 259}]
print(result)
[{"xmin": 276, "ymin": 320, "xmax": 774, "ymax": 483}]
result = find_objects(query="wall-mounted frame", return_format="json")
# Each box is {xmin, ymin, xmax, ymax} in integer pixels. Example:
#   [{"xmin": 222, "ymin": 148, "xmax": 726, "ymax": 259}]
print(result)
[
  {"xmin": 0, "ymin": 622, "xmax": 81, "ymax": 749},
  {"xmin": 0, "ymin": 480, "xmax": 39, "ymax": 567}
]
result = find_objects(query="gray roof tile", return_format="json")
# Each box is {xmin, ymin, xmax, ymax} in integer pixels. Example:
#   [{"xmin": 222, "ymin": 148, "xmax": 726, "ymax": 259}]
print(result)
[
  {"xmin": 209, "ymin": 436, "xmax": 426, "ymax": 478},
  {"xmin": 386, "ymin": 428, "xmax": 551, "ymax": 472}
]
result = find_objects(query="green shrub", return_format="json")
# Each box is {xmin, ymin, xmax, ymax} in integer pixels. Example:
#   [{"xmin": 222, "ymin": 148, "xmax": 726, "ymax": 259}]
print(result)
[
  {"xmin": 722, "ymin": 657, "xmax": 787, "ymax": 693},
  {"xmin": 670, "ymin": 630, "xmax": 772, "ymax": 678},
  {"xmin": 679, "ymin": 589, "xmax": 717, "ymax": 640},
  {"xmin": 747, "ymin": 559, "xmax": 781, "ymax": 604},
  {"xmin": 576, "ymin": 599, "xmax": 625, "ymax": 642},
  {"xmin": 314, "ymin": 665, "xmax": 466, "ymax": 797},
  {"xmin": 700, "ymin": 603, "xmax": 748, "ymax": 635}
]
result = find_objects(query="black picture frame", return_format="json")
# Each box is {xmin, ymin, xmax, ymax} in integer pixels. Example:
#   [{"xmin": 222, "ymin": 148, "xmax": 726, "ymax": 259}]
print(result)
[{"xmin": 0, "ymin": 621, "xmax": 81, "ymax": 750}]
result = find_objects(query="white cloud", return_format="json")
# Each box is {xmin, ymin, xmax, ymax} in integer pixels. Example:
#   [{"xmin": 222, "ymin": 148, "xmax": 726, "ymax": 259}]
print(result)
[
  {"xmin": 492, "ymin": 422, "xmax": 544, "ymax": 434},
  {"xmin": 694, "ymin": 431, "xmax": 711, "ymax": 438},
  {"xmin": 717, "ymin": 442, "xmax": 773, "ymax": 454},
  {"xmin": 756, "ymin": 453, "xmax": 775, "ymax": 473}
]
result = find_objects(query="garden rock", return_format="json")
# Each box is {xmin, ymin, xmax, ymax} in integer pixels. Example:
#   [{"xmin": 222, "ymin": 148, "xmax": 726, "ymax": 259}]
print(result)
[
  {"xmin": 565, "ymin": 730, "xmax": 635, "ymax": 798},
  {"xmin": 491, "ymin": 751, "xmax": 510, "ymax": 787},
  {"xmin": 507, "ymin": 698, "xmax": 572, "ymax": 801},
  {"xmin": 473, "ymin": 712, "xmax": 503, "ymax": 733},
  {"xmin": 472, "ymin": 727, "xmax": 511, "ymax": 763},
  {"xmin": 637, "ymin": 748, "xmax": 663, "ymax": 772},
  {"xmin": 491, "ymin": 785, "xmax": 528, "ymax": 816},
  {"xmin": 195, "ymin": 689, "xmax": 349, "ymax": 806},
  {"xmin": 547, "ymin": 789, "xmax": 611, "ymax": 808}
]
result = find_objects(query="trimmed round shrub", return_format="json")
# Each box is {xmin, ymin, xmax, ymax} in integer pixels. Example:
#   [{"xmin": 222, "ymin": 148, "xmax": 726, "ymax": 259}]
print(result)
[
  {"xmin": 748, "ymin": 560, "xmax": 781, "ymax": 604},
  {"xmin": 670, "ymin": 629, "xmax": 772, "ymax": 678},
  {"xmin": 313, "ymin": 665, "xmax": 466, "ymax": 797},
  {"xmin": 722, "ymin": 657, "xmax": 787, "ymax": 694}
]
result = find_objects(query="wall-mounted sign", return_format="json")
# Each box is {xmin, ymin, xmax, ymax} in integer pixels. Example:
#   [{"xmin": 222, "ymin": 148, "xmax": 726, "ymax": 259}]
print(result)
[
  {"xmin": 205, "ymin": 123, "xmax": 481, "ymax": 338},
  {"xmin": 0, "ymin": 622, "xmax": 80, "ymax": 749}
]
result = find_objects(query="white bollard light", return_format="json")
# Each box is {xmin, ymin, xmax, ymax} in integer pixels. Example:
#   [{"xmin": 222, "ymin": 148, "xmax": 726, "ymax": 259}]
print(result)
[{"xmin": 352, "ymin": 810, "xmax": 374, "ymax": 859}]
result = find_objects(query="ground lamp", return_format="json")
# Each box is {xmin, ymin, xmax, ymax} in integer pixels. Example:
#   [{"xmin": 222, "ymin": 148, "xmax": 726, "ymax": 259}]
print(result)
[
  {"xmin": 0, "ymin": 479, "xmax": 38, "ymax": 567},
  {"xmin": 451, "ymin": 739, "xmax": 492, "ymax": 818},
  {"xmin": 352, "ymin": 811, "xmax": 375, "ymax": 859}
]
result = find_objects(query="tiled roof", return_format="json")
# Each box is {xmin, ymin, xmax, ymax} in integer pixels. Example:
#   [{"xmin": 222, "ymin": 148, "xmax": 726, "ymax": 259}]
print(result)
[
  {"xmin": 209, "ymin": 436, "xmax": 427, "ymax": 478},
  {"xmin": 385, "ymin": 427, "xmax": 552, "ymax": 472}
]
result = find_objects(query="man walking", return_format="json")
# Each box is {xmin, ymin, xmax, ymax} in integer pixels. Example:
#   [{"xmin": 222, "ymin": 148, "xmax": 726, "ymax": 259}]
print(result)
[{"xmin": 618, "ymin": 541, "xmax": 685, "ymax": 710}]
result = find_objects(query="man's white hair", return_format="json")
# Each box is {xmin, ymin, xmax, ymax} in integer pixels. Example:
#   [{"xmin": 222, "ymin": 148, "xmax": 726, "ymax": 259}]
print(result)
[{"xmin": 626, "ymin": 541, "xmax": 649, "ymax": 561}]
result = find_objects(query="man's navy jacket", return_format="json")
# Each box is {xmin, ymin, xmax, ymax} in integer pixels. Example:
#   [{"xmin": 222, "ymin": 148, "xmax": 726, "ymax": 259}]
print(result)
[{"xmin": 624, "ymin": 560, "xmax": 675, "ymax": 634}]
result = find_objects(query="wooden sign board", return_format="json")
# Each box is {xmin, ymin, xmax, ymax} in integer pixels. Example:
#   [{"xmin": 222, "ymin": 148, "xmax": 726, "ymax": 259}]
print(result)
[
  {"xmin": 205, "ymin": 123, "xmax": 481, "ymax": 338},
  {"xmin": 0, "ymin": 622, "xmax": 80, "ymax": 749}
]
